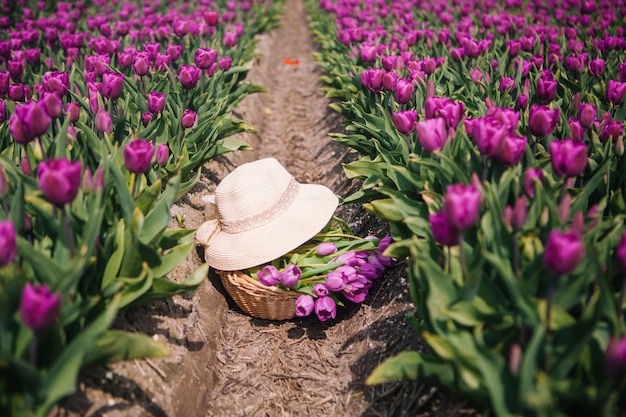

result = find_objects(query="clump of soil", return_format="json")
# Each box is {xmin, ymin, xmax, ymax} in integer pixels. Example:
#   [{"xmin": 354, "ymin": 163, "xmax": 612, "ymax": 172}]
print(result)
[{"xmin": 54, "ymin": 0, "xmax": 476, "ymax": 416}]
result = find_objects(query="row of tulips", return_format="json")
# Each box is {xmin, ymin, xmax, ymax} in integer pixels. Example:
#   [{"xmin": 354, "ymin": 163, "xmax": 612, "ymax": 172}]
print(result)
[
  {"xmin": 0, "ymin": 0, "xmax": 282, "ymax": 415},
  {"xmin": 306, "ymin": 0, "xmax": 626, "ymax": 414}
]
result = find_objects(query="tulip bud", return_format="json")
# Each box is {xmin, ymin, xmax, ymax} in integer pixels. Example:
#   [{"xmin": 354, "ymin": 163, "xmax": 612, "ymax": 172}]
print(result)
[
  {"xmin": 123, "ymin": 139, "xmax": 155, "ymax": 174},
  {"xmin": 257, "ymin": 265, "xmax": 281, "ymax": 286},
  {"xmin": 141, "ymin": 112, "xmax": 152, "ymax": 127},
  {"xmin": 40, "ymin": 92, "xmax": 63, "ymax": 119},
  {"xmin": 181, "ymin": 109, "xmax": 197, "ymax": 129},
  {"xmin": 178, "ymin": 65, "xmax": 202, "ymax": 90},
  {"xmin": 65, "ymin": 102, "xmax": 80, "ymax": 123},
  {"xmin": 194, "ymin": 48, "xmax": 218, "ymax": 70},
  {"xmin": 316, "ymin": 242, "xmax": 337, "ymax": 256},
  {"xmin": 606, "ymin": 80, "xmax": 626, "ymax": 106},
  {"xmin": 543, "ymin": 229, "xmax": 585, "ymax": 275},
  {"xmin": 280, "ymin": 264, "xmax": 301, "ymax": 288},
  {"xmin": 416, "ymin": 117, "xmax": 447, "ymax": 153},
  {"xmin": 394, "ymin": 78, "xmax": 414, "ymax": 104},
  {"xmin": 605, "ymin": 337, "xmax": 626, "ymax": 379},
  {"xmin": 314, "ymin": 296, "xmax": 337, "ymax": 322},
  {"xmin": 429, "ymin": 211, "xmax": 460, "ymax": 246},
  {"xmin": 444, "ymin": 184, "xmax": 481, "ymax": 230},
  {"xmin": 588, "ymin": 58, "xmax": 605, "ymax": 77},
  {"xmin": 156, "ymin": 143, "xmax": 169, "ymax": 165},
  {"xmin": 94, "ymin": 108, "xmax": 113, "ymax": 134},
  {"xmin": 549, "ymin": 138, "xmax": 588, "ymax": 177},
  {"xmin": 38, "ymin": 158, "xmax": 82, "ymax": 207},
  {"xmin": 218, "ymin": 56, "xmax": 232, "ymax": 71},
  {"xmin": 295, "ymin": 294, "xmax": 314, "ymax": 317},
  {"xmin": 528, "ymin": 104, "xmax": 559, "ymax": 137},
  {"xmin": 102, "ymin": 72, "xmax": 124, "ymax": 100},
  {"xmin": 0, "ymin": 220, "xmax": 16, "ymax": 266},
  {"xmin": 578, "ymin": 103, "xmax": 596, "ymax": 129},
  {"xmin": 147, "ymin": 91, "xmax": 166, "ymax": 114},
  {"xmin": 20, "ymin": 283, "xmax": 62, "ymax": 332}
]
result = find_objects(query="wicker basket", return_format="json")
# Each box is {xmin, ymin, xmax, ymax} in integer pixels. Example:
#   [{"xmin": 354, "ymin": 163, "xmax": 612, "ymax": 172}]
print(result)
[{"xmin": 217, "ymin": 270, "xmax": 304, "ymax": 320}]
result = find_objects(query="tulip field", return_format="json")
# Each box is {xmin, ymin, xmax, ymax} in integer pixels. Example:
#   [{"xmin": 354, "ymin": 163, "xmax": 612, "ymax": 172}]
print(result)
[{"xmin": 1, "ymin": 0, "xmax": 626, "ymax": 415}]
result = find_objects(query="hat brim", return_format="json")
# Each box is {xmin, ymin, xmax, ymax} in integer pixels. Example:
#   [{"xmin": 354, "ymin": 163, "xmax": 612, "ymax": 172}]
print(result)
[{"xmin": 206, "ymin": 183, "xmax": 338, "ymax": 271}]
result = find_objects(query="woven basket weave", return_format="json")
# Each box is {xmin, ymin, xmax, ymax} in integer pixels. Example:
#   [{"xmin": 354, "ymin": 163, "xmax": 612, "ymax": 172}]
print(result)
[{"xmin": 217, "ymin": 270, "xmax": 303, "ymax": 320}]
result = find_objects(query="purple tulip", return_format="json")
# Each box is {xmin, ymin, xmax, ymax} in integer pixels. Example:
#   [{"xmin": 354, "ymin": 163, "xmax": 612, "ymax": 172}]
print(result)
[
  {"xmin": 429, "ymin": 210, "xmax": 460, "ymax": 246},
  {"xmin": 549, "ymin": 138, "xmax": 588, "ymax": 177},
  {"xmin": 588, "ymin": 59, "xmax": 605, "ymax": 77},
  {"xmin": 316, "ymin": 242, "xmax": 337, "ymax": 256},
  {"xmin": 314, "ymin": 296, "xmax": 337, "ymax": 322},
  {"xmin": 0, "ymin": 220, "xmax": 16, "ymax": 266},
  {"xmin": 141, "ymin": 112, "xmax": 153, "ymax": 127},
  {"xmin": 360, "ymin": 68, "xmax": 384, "ymax": 92},
  {"xmin": 578, "ymin": 103, "xmax": 596, "ymax": 129},
  {"xmin": 41, "ymin": 71, "xmax": 69, "ymax": 96},
  {"xmin": 223, "ymin": 32, "xmax": 238, "ymax": 48},
  {"xmin": 343, "ymin": 277, "xmax": 369, "ymax": 303},
  {"xmin": 166, "ymin": 44, "xmax": 183, "ymax": 61},
  {"xmin": 181, "ymin": 109, "xmax": 197, "ymax": 129},
  {"xmin": 178, "ymin": 65, "xmax": 202, "ymax": 90},
  {"xmin": 358, "ymin": 261, "xmax": 384, "ymax": 280},
  {"xmin": 10, "ymin": 101, "xmax": 51, "ymax": 144},
  {"xmin": 606, "ymin": 80, "xmax": 626, "ymax": 105},
  {"xmin": 528, "ymin": 105, "xmax": 559, "ymax": 137},
  {"xmin": 312, "ymin": 283, "xmax": 330, "ymax": 298},
  {"xmin": 147, "ymin": 92, "xmax": 166, "ymax": 114},
  {"xmin": 257, "ymin": 265, "xmax": 281, "ymax": 286},
  {"xmin": 568, "ymin": 119, "xmax": 585, "ymax": 142},
  {"xmin": 394, "ymin": 78, "xmax": 414, "ymax": 104},
  {"xmin": 40, "ymin": 93, "xmax": 63, "ymax": 119},
  {"xmin": 280, "ymin": 264, "xmax": 301, "ymax": 288},
  {"xmin": 536, "ymin": 71, "xmax": 557, "ymax": 102},
  {"xmin": 392, "ymin": 110, "xmax": 416, "ymax": 135},
  {"xmin": 66, "ymin": 102, "xmax": 80, "ymax": 123},
  {"xmin": 102, "ymin": 72, "xmax": 124, "ymax": 100},
  {"xmin": 543, "ymin": 229, "xmax": 585, "ymax": 275},
  {"xmin": 156, "ymin": 144, "xmax": 169, "ymax": 165},
  {"xmin": 382, "ymin": 71, "xmax": 397, "ymax": 91},
  {"xmin": 155, "ymin": 54, "xmax": 172, "ymax": 72},
  {"xmin": 599, "ymin": 119, "xmax": 623, "ymax": 143},
  {"xmin": 523, "ymin": 168, "xmax": 544, "ymax": 198},
  {"xmin": 295, "ymin": 294, "xmax": 315, "ymax": 317},
  {"xmin": 123, "ymin": 139, "xmax": 155, "ymax": 174},
  {"xmin": 360, "ymin": 43, "xmax": 377, "ymax": 62},
  {"xmin": 94, "ymin": 109, "xmax": 113, "ymax": 134},
  {"xmin": 425, "ymin": 97, "xmax": 465, "ymax": 129},
  {"xmin": 499, "ymin": 77, "xmax": 516, "ymax": 94},
  {"xmin": 219, "ymin": 56, "xmax": 232, "ymax": 71},
  {"xmin": 495, "ymin": 134, "xmax": 527, "ymax": 166},
  {"xmin": 194, "ymin": 48, "xmax": 218, "ymax": 70},
  {"xmin": 204, "ymin": 11, "xmax": 219, "ymax": 26},
  {"xmin": 20, "ymin": 283, "xmax": 62, "ymax": 332},
  {"xmin": 38, "ymin": 158, "xmax": 82, "ymax": 207},
  {"xmin": 416, "ymin": 117, "xmax": 448, "ymax": 153},
  {"xmin": 444, "ymin": 183, "xmax": 481, "ymax": 230},
  {"xmin": 471, "ymin": 116, "xmax": 508, "ymax": 157},
  {"xmin": 132, "ymin": 52, "xmax": 150, "ymax": 77},
  {"xmin": 605, "ymin": 336, "xmax": 626, "ymax": 379}
]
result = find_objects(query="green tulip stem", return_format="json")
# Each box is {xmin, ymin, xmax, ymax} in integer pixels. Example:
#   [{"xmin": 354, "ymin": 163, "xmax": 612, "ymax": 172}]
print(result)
[
  {"xmin": 130, "ymin": 173, "xmax": 138, "ymax": 198},
  {"xmin": 513, "ymin": 230, "xmax": 520, "ymax": 279},
  {"xmin": 618, "ymin": 275, "xmax": 626, "ymax": 333},
  {"xmin": 30, "ymin": 333, "xmax": 38, "ymax": 367},
  {"xmin": 62, "ymin": 207, "xmax": 75, "ymax": 258},
  {"xmin": 546, "ymin": 274, "xmax": 557, "ymax": 339},
  {"xmin": 459, "ymin": 231, "xmax": 468, "ymax": 283}
]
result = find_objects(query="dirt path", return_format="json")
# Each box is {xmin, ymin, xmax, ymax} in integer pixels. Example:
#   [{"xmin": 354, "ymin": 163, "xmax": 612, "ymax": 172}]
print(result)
[{"xmin": 56, "ymin": 1, "xmax": 472, "ymax": 416}]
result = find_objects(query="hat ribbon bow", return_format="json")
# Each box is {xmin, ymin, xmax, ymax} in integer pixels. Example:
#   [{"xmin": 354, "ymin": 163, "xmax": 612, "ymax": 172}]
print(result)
[{"xmin": 195, "ymin": 195, "xmax": 221, "ymax": 248}]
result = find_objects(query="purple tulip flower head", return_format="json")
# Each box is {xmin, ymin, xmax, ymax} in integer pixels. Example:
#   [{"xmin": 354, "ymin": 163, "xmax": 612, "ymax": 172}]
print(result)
[
  {"xmin": 429, "ymin": 210, "xmax": 460, "ymax": 246},
  {"xmin": 141, "ymin": 112, "xmax": 153, "ymax": 127},
  {"xmin": 0, "ymin": 220, "xmax": 16, "ymax": 266},
  {"xmin": 94, "ymin": 108, "xmax": 113, "ymax": 134},
  {"xmin": 605, "ymin": 336, "xmax": 626, "ymax": 379},
  {"xmin": 257, "ymin": 265, "xmax": 281, "ymax": 286},
  {"xmin": 40, "ymin": 92, "xmax": 63, "ymax": 119},
  {"xmin": 147, "ymin": 91, "xmax": 166, "ymax": 114},
  {"xmin": 132, "ymin": 52, "xmax": 150, "ymax": 77},
  {"xmin": 416, "ymin": 117, "xmax": 448, "ymax": 153},
  {"xmin": 394, "ymin": 78, "xmax": 415, "ymax": 104},
  {"xmin": 528, "ymin": 104, "xmax": 559, "ymax": 137},
  {"xmin": 156, "ymin": 144, "xmax": 169, "ymax": 166},
  {"xmin": 66, "ymin": 102, "xmax": 80, "ymax": 123},
  {"xmin": 194, "ymin": 48, "xmax": 218, "ymax": 70},
  {"xmin": 392, "ymin": 110, "xmax": 417, "ymax": 135},
  {"xmin": 606, "ymin": 80, "xmax": 626, "ymax": 106},
  {"xmin": 181, "ymin": 109, "xmax": 197, "ymax": 129},
  {"xmin": 10, "ymin": 101, "xmax": 51, "ymax": 144},
  {"xmin": 280, "ymin": 264, "xmax": 301, "ymax": 288},
  {"xmin": 20, "ymin": 283, "xmax": 62, "ymax": 332},
  {"xmin": 578, "ymin": 103, "xmax": 596, "ymax": 129},
  {"xmin": 102, "ymin": 72, "xmax": 124, "ymax": 100},
  {"xmin": 588, "ymin": 59, "xmax": 605, "ymax": 77},
  {"xmin": 444, "ymin": 183, "xmax": 481, "ymax": 230},
  {"xmin": 536, "ymin": 71, "xmax": 557, "ymax": 102},
  {"xmin": 522, "ymin": 168, "xmax": 544, "ymax": 198},
  {"xmin": 314, "ymin": 296, "xmax": 337, "ymax": 322},
  {"xmin": 295, "ymin": 294, "xmax": 315, "ymax": 317},
  {"xmin": 123, "ymin": 139, "xmax": 155, "ymax": 174},
  {"xmin": 41, "ymin": 71, "xmax": 69, "ymax": 96},
  {"xmin": 316, "ymin": 242, "xmax": 337, "ymax": 256},
  {"xmin": 543, "ymin": 229, "xmax": 585, "ymax": 275},
  {"xmin": 312, "ymin": 283, "xmax": 330, "ymax": 298},
  {"xmin": 495, "ymin": 134, "xmax": 527, "ymax": 166},
  {"xmin": 548, "ymin": 138, "xmax": 588, "ymax": 177},
  {"xmin": 178, "ymin": 65, "xmax": 202, "ymax": 90},
  {"xmin": 471, "ymin": 116, "xmax": 508, "ymax": 157},
  {"xmin": 343, "ymin": 277, "xmax": 369, "ymax": 303},
  {"xmin": 38, "ymin": 158, "xmax": 82, "ymax": 207}
]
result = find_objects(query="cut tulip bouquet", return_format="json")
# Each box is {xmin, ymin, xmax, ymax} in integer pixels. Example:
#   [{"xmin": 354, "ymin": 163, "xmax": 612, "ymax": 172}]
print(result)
[{"xmin": 247, "ymin": 217, "xmax": 396, "ymax": 321}]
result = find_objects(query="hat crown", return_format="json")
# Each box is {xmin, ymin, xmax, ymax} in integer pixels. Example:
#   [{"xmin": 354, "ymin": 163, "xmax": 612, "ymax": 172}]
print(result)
[{"xmin": 215, "ymin": 158, "xmax": 296, "ymax": 233}]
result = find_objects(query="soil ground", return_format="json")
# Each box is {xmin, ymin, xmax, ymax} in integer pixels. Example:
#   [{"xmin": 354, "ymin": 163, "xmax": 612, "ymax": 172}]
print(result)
[{"xmin": 52, "ymin": 0, "xmax": 478, "ymax": 416}]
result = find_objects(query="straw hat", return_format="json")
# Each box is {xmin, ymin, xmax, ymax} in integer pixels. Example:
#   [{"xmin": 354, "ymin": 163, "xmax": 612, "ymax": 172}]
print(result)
[{"xmin": 196, "ymin": 158, "xmax": 338, "ymax": 271}]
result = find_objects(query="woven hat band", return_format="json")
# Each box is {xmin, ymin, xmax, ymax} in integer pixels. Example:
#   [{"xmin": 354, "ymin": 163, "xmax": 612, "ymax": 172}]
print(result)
[{"xmin": 220, "ymin": 178, "xmax": 300, "ymax": 234}]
